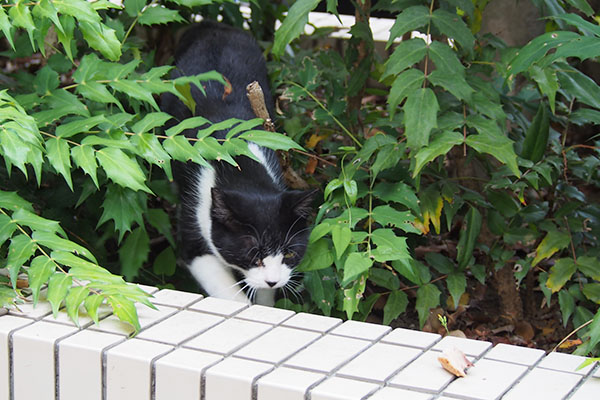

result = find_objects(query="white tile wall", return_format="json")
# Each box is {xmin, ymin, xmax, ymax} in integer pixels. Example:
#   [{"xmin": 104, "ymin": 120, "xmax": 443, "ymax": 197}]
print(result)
[{"xmin": 2, "ymin": 288, "xmax": 598, "ymax": 400}]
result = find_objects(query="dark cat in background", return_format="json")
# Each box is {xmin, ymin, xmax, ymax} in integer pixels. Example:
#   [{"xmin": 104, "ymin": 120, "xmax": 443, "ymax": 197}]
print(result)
[{"xmin": 161, "ymin": 21, "xmax": 314, "ymax": 306}]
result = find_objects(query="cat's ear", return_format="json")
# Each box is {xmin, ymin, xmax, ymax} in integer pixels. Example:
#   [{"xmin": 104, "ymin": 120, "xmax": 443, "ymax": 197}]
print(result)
[
  {"xmin": 211, "ymin": 188, "xmax": 236, "ymax": 225},
  {"xmin": 285, "ymin": 189, "xmax": 318, "ymax": 218}
]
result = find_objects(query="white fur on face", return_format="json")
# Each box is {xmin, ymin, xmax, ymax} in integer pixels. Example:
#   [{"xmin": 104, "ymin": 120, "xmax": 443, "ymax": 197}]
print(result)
[{"xmin": 244, "ymin": 253, "xmax": 291, "ymax": 289}]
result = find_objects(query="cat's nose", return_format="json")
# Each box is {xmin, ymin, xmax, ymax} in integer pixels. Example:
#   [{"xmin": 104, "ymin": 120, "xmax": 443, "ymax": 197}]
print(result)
[{"xmin": 265, "ymin": 280, "xmax": 277, "ymax": 287}]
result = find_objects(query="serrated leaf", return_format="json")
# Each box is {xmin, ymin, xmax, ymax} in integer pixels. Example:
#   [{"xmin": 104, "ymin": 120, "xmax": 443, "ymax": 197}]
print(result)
[
  {"xmin": 0, "ymin": 287, "xmax": 18, "ymax": 309},
  {"xmin": 146, "ymin": 209, "xmax": 175, "ymax": 247},
  {"xmin": 530, "ymin": 66, "xmax": 558, "ymax": 114},
  {"xmin": 342, "ymin": 273, "xmax": 367, "ymax": 319},
  {"xmin": 521, "ymin": 104, "xmax": 549, "ymax": 163},
  {"xmin": 556, "ymin": 65, "xmax": 600, "ymax": 109},
  {"xmin": 0, "ymin": 214, "xmax": 17, "ymax": 245},
  {"xmin": 111, "ymin": 79, "xmax": 159, "ymax": 110},
  {"xmin": 508, "ymin": 31, "xmax": 580, "ymax": 77},
  {"xmin": 7, "ymin": 234, "xmax": 36, "ymax": 288},
  {"xmin": 56, "ymin": 14, "xmax": 75, "ymax": 61},
  {"xmin": 342, "ymin": 252, "xmax": 373, "ymax": 286},
  {"xmin": 12, "ymin": 209, "xmax": 64, "ymax": 237},
  {"xmin": 96, "ymin": 147, "xmax": 152, "ymax": 193},
  {"xmin": 383, "ymin": 38, "xmax": 428, "ymax": 79},
  {"xmin": 9, "ymin": 0, "xmax": 36, "ymax": 50},
  {"xmin": 297, "ymin": 238, "xmax": 334, "ymax": 272},
  {"xmin": 456, "ymin": 207, "xmax": 482, "ymax": 269},
  {"xmin": 272, "ymin": 0, "xmax": 320, "ymax": 57},
  {"xmin": 387, "ymin": 6, "xmax": 430, "ymax": 48},
  {"xmin": 54, "ymin": 0, "xmax": 101, "ymax": 23},
  {"xmin": 47, "ymin": 273, "xmax": 73, "ymax": 317},
  {"xmin": 119, "ymin": 227, "xmax": 150, "ymax": 281},
  {"xmin": 55, "ymin": 115, "xmax": 107, "ymax": 138},
  {"xmin": 84, "ymin": 293, "xmax": 105, "ymax": 324},
  {"xmin": 71, "ymin": 145, "xmax": 99, "ymax": 187},
  {"xmin": 416, "ymin": 283, "xmax": 441, "ymax": 328},
  {"xmin": 98, "ymin": 185, "xmax": 146, "ymax": 241},
  {"xmin": 33, "ymin": 66, "xmax": 59, "ymax": 95},
  {"xmin": 132, "ymin": 133, "xmax": 173, "ymax": 180},
  {"xmin": 46, "ymin": 89, "xmax": 89, "ymax": 117},
  {"xmin": 163, "ymin": 135, "xmax": 207, "ymax": 166},
  {"xmin": 1, "ymin": 128, "xmax": 30, "ymax": 176},
  {"xmin": 532, "ymin": 230, "xmax": 570, "ymax": 267},
  {"xmin": 303, "ymin": 268, "xmax": 336, "ymax": 316},
  {"xmin": 153, "ymin": 246, "xmax": 176, "ymax": 276},
  {"xmin": 77, "ymin": 81, "xmax": 121, "ymax": 107},
  {"xmin": 388, "ymin": 69, "xmax": 425, "ymax": 117},
  {"xmin": 431, "ymin": 9, "xmax": 474, "ymax": 50},
  {"xmin": 131, "ymin": 112, "xmax": 172, "ymax": 134},
  {"xmin": 552, "ymin": 13, "xmax": 600, "ymax": 36},
  {"xmin": 383, "ymin": 290, "xmax": 408, "ymax": 325},
  {"xmin": 428, "ymin": 41, "xmax": 466, "ymax": 75},
  {"xmin": 139, "ymin": 5, "xmax": 184, "ymax": 25},
  {"xmin": 0, "ymin": 7, "xmax": 15, "ymax": 50},
  {"xmin": 582, "ymin": 283, "xmax": 600, "ymax": 304},
  {"xmin": 547, "ymin": 258, "xmax": 577, "ymax": 293},
  {"xmin": 369, "ymin": 268, "xmax": 400, "ymax": 291},
  {"xmin": 428, "ymin": 70, "xmax": 473, "ymax": 102},
  {"xmin": 27, "ymin": 255, "xmax": 56, "ymax": 306},
  {"xmin": 447, "ymin": 272, "xmax": 467, "ymax": 309},
  {"xmin": 79, "ymin": 21, "xmax": 121, "ymax": 61},
  {"xmin": 124, "ymin": 0, "xmax": 145, "ymax": 16},
  {"xmin": 372, "ymin": 182, "xmax": 420, "ymax": 215},
  {"xmin": 413, "ymin": 130, "xmax": 463, "ymax": 177},
  {"xmin": 404, "ymin": 88, "xmax": 439, "ymax": 151},
  {"xmin": 564, "ymin": 0, "xmax": 594, "ymax": 15},
  {"xmin": 108, "ymin": 294, "xmax": 140, "ymax": 333},
  {"xmin": 371, "ymin": 228, "xmax": 410, "ymax": 263},
  {"xmin": 558, "ymin": 290, "xmax": 575, "ymax": 327},
  {"xmin": 32, "ymin": 231, "xmax": 96, "ymax": 263},
  {"xmin": 331, "ymin": 224, "xmax": 352, "ymax": 259},
  {"xmin": 371, "ymin": 205, "xmax": 420, "ymax": 234},
  {"xmin": 65, "ymin": 286, "xmax": 89, "ymax": 327},
  {"xmin": 577, "ymin": 256, "xmax": 600, "ymax": 280},
  {"xmin": 239, "ymin": 130, "xmax": 303, "ymax": 151},
  {"xmin": 0, "ymin": 191, "xmax": 33, "ymax": 212}
]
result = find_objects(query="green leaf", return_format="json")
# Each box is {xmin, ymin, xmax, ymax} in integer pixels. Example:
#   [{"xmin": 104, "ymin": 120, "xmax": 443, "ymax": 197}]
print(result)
[
  {"xmin": 343, "ymin": 179, "xmax": 358, "ymax": 205},
  {"xmin": 272, "ymin": 0, "xmax": 320, "ymax": 57},
  {"xmin": 427, "ymin": 70, "xmax": 473, "ymax": 102},
  {"xmin": 552, "ymin": 13, "xmax": 600, "ymax": 36},
  {"xmin": 403, "ymin": 88, "xmax": 439, "ymax": 150},
  {"xmin": 508, "ymin": 31, "xmax": 580, "ymax": 77},
  {"xmin": 33, "ymin": 66, "xmax": 59, "ymax": 95},
  {"xmin": 32, "ymin": 231, "xmax": 96, "ymax": 263},
  {"xmin": 96, "ymin": 147, "xmax": 151, "ymax": 193},
  {"xmin": 416, "ymin": 283, "xmax": 441, "ymax": 328},
  {"xmin": 331, "ymin": 224, "xmax": 352, "ymax": 259},
  {"xmin": 371, "ymin": 205, "xmax": 420, "ymax": 234},
  {"xmin": 521, "ymin": 104, "xmax": 549, "ymax": 163},
  {"xmin": 582, "ymin": 283, "xmax": 600, "ymax": 304},
  {"xmin": 27, "ymin": 255, "xmax": 56, "ymax": 306},
  {"xmin": 577, "ymin": 256, "xmax": 600, "ymax": 280},
  {"xmin": 108, "ymin": 294, "xmax": 141, "ymax": 333},
  {"xmin": 466, "ymin": 115, "xmax": 520, "ymax": 177},
  {"xmin": 556, "ymin": 65, "xmax": 600, "ymax": 109},
  {"xmin": 65, "ymin": 286, "xmax": 89, "ymax": 327},
  {"xmin": 0, "ymin": 191, "xmax": 33, "ymax": 212},
  {"xmin": 55, "ymin": 115, "xmax": 107, "ymax": 138},
  {"xmin": 0, "ymin": 287, "xmax": 18, "ymax": 309},
  {"xmin": 138, "ymin": 5, "xmax": 184, "ymax": 25},
  {"xmin": 0, "ymin": 7, "xmax": 15, "ymax": 50},
  {"xmin": 447, "ymin": 272, "xmax": 467, "ymax": 309},
  {"xmin": 118, "ymin": 227, "xmax": 150, "ymax": 281},
  {"xmin": 46, "ymin": 89, "xmax": 89, "ymax": 117},
  {"xmin": 54, "ymin": 0, "xmax": 101, "ymax": 23},
  {"xmin": 0, "ymin": 214, "xmax": 16, "ymax": 245},
  {"xmin": 1, "ymin": 128, "xmax": 31, "ymax": 176},
  {"xmin": 9, "ymin": 0, "xmax": 36, "ymax": 50},
  {"xmin": 304, "ymin": 268, "xmax": 336, "ymax": 316},
  {"xmin": 79, "ymin": 21, "xmax": 121, "ymax": 61},
  {"xmin": 12, "ymin": 209, "xmax": 63, "ymax": 237},
  {"xmin": 564, "ymin": 0, "xmax": 594, "ymax": 15},
  {"xmin": 7, "ymin": 235, "xmax": 36, "ymax": 288},
  {"xmin": 369, "ymin": 268, "xmax": 400, "ymax": 291},
  {"xmin": 387, "ymin": 6, "xmax": 430, "ymax": 48},
  {"xmin": 388, "ymin": 69, "xmax": 425, "ymax": 117},
  {"xmin": 77, "ymin": 81, "xmax": 121, "ymax": 107},
  {"xmin": 392, "ymin": 258, "xmax": 424, "ymax": 285},
  {"xmin": 110, "ymin": 79, "xmax": 159, "ymax": 110},
  {"xmin": 342, "ymin": 252, "xmax": 373, "ymax": 286},
  {"xmin": 47, "ymin": 273, "xmax": 73, "ymax": 317},
  {"xmin": 547, "ymin": 258, "xmax": 577, "ymax": 293},
  {"xmin": 383, "ymin": 38, "xmax": 428, "ymax": 79},
  {"xmin": 370, "ymin": 229, "xmax": 410, "ymax": 263},
  {"xmin": 530, "ymin": 66, "xmax": 558, "ymax": 114},
  {"xmin": 428, "ymin": 41, "xmax": 465, "ymax": 76},
  {"xmin": 383, "ymin": 290, "xmax": 408, "ymax": 325},
  {"xmin": 558, "ymin": 290, "xmax": 575, "ymax": 328},
  {"xmin": 413, "ymin": 131, "xmax": 463, "ymax": 177},
  {"xmin": 431, "ymin": 9, "xmax": 474, "ymax": 50},
  {"xmin": 98, "ymin": 185, "xmax": 146, "ymax": 241},
  {"xmin": 425, "ymin": 253, "xmax": 454, "ymax": 274},
  {"xmin": 153, "ymin": 246, "xmax": 177, "ymax": 276},
  {"xmin": 71, "ymin": 145, "xmax": 99, "ymax": 187},
  {"xmin": 132, "ymin": 133, "xmax": 173, "ymax": 180},
  {"xmin": 532, "ymin": 230, "xmax": 570, "ymax": 267},
  {"xmin": 84, "ymin": 293, "xmax": 105, "ymax": 324},
  {"xmin": 239, "ymin": 130, "xmax": 303, "ymax": 151},
  {"xmin": 342, "ymin": 273, "xmax": 367, "ymax": 319},
  {"xmin": 456, "ymin": 206, "xmax": 482, "ymax": 270},
  {"xmin": 146, "ymin": 209, "xmax": 175, "ymax": 247},
  {"xmin": 372, "ymin": 182, "xmax": 420, "ymax": 215}
]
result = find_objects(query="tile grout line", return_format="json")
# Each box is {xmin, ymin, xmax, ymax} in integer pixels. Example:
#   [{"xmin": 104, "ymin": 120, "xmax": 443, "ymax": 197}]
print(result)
[
  {"xmin": 564, "ymin": 360, "xmax": 600, "ymax": 399},
  {"xmin": 7, "ymin": 319, "xmax": 35, "ymax": 400},
  {"xmin": 101, "ymin": 336, "xmax": 129, "ymax": 400},
  {"xmin": 53, "ymin": 328, "xmax": 88, "ymax": 400},
  {"xmin": 149, "ymin": 347, "xmax": 177, "ymax": 400}
]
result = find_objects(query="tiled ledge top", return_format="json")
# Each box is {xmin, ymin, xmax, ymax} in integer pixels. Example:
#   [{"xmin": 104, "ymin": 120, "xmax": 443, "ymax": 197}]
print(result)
[{"xmin": 1, "ymin": 285, "xmax": 598, "ymax": 400}]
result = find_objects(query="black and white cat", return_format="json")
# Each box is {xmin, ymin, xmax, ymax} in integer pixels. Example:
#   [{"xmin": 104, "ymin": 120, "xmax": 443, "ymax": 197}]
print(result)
[{"xmin": 161, "ymin": 22, "xmax": 314, "ymax": 306}]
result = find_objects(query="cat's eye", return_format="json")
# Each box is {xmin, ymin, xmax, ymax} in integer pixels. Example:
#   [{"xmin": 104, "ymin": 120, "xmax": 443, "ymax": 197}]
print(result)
[
  {"xmin": 284, "ymin": 252, "xmax": 295, "ymax": 259},
  {"xmin": 255, "ymin": 259, "xmax": 264, "ymax": 267}
]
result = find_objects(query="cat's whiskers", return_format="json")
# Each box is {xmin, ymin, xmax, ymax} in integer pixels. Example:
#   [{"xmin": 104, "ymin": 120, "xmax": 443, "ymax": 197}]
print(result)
[{"xmin": 283, "ymin": 225, "xmax": 311, "ymax": 248}]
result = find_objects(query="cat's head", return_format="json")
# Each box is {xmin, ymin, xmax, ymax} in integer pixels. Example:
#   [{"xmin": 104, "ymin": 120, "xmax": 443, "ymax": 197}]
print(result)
[{"xmin": 210, "ymin": 187, "xmax": 315, "ymax": 290}]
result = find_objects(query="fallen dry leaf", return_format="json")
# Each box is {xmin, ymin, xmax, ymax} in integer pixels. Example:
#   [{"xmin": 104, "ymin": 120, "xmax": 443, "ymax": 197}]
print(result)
[{"xmin": 438, "ymin": 347, "xmax": 473, "ymax": 377}]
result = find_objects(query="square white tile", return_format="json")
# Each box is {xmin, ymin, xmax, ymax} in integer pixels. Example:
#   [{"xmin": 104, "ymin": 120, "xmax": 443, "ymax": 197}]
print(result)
[
  {"xmin": 12, "ymin": 321, "xmax": 78, "ymax": 400},
  {"xmin": 443, "ymin": 358, "xmax": 528, "ymax": 400},
  {"xmin": 89, "ymin": 303, "xmax": 177, "ymax": 336},
  {"xmin": 137, "ymin": 310, "xmax": 224, "ymax": 345},
  {"xmin": 483, "ymin": 343, "xmax": 545, "ymax": 366},
  {"xmin": 503, "ymin": 368, "xmax": 582, "ymax": 400},
  {"xmin": 388, "ymin": 350, "xmax": 457, "ymax": 392},
  {"xmin": 9, "ymin": 298, "xmax": 52, "ymax": 320},
  {"xmin": 284, "ymin": 335, "xmax": 371, "ymax": 373},
  {"xmin": 330, "ymin": 320, "xmax": 391, "ymax": 341},
  {"xmin": 204, "ymin": 357, "xmax": 273, "ymax": 400},
  {"xmin": 569, "ymin": 375, "xmax": 600, "ymax": 400},
  {"xmin": 366, "ymin": 387, "xmax": 433, "ymax": 400},
  {"xmin": 154, "ymin": 348, "xmax": 223, "ymax": 400},
  {"xmin": 537, "ymin": 351, "xmax": 596, "ymax": 375},
  {"xmin": 234, "ymin": 326, "xmax": 320, "ymax": 364},
  {"xmin": 381, "ymin": 328, "xmax": 441, "ymax": 349},
  {"xmin": 184, "ymin": 318, "xmax": 272, "ymax": 355},
  {"xmin": 105, "ymin": 338, "xmax": 173, "ymax": 400},
  {"xmin": 235, "ymin": 305, "xmax": 295, "ymax": 325},
  {"xmin": 136, "ymin": 283, "xmax": 159, "ymax": 294},
  {"xmin": 43, "ymin": 304, "xmax": 112, "ymax": 328},
  {"xmin": 310, "ymin": 376, "xmax": 379, "ymax": 400},
  {"xmin": 0, "ymin": 315, "xmax": 33, "ymax": 399},
  {"xmin": 189, "ymin": 297, "xmax": 249, "ymax": 316},
  {"xmin": 150, "ymin": 289, "xmax": 203, "ymax": 308},
  {"xmin": 58, "ymin": 330, "xmax": 124, "ymax": 400},
  {"xmin": 282, "ymin": 312, "xmax": 342, "ymax": 333},
  {"xmin": 257, "ymin": 366, "xmax": 325, "ymax": 400},
  {"xmin": 431, "ymin": 335, "xmax": 492, "ymax": 357},
  {"xmin": 336, "ymin": 343, "xmax": 422, "ymax": 383}
]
